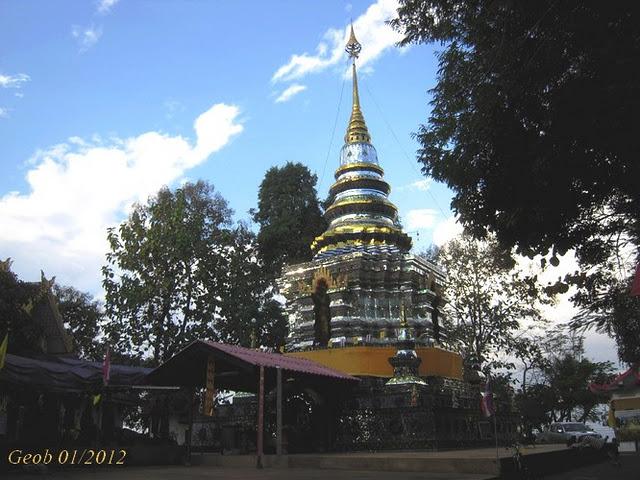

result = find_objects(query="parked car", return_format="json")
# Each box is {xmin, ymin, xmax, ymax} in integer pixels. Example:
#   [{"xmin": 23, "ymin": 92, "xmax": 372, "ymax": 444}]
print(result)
[{"xmin": 536, "ymin": 422, "xmax": 601, "ymax": 445}]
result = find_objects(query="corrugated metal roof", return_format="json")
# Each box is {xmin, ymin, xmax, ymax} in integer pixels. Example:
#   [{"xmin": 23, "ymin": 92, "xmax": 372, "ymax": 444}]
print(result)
[
  {"xmin": 201, "ymin": 341, "xmax": 358, "ymax": 382},
  {"xmin": 0, "ymin": 353, "xmax": 151, "ymax": 392}
]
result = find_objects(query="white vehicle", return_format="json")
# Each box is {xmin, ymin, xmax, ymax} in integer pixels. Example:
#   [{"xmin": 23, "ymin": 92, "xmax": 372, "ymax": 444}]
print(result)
[{"xmin": 536, "ymin": 422, "xmax": 601, "ymax": 445}]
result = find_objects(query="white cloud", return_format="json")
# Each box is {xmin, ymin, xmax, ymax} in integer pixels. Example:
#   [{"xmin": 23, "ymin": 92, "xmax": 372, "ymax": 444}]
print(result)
[
  {"xmin": 272, "ymin": 0, "xmax": 402, "ymax": 83},
  {"xmin": 275, "ymin": 84, "xmax": 307, "ymax": 103},
  {"xmin": 406, "ymin": 208, "xmax": 437, "ymax": 230},
  {"xmin": 398, "ymin": 178, "xmax": 431, "ymax": 192},
  {"xmin": 70, "ymin": 1, "xmax": 118, "ymax": 53},
  {"xmin": 514, "ymin": 251, "xmax": 580, "ymax": 329},
  {"xmin": 72, "ymin": 25, "xmax": 103, "ymax": 52},
  {"xmin": 410, "ymin": 179, "xmax": 431, "ymax": 191},
  {"xmin": 432, "ymin": 216, "xmax": 463, "ymax": 246},
  {"xmin": 0, "ymin": 103, "xmax": 243, "ymax": 293},
  {"xmin": 97, "ymin": 0, "xmax": 120, "ymax": 14},
  {"xmin": 584, "ymin": 331, "xmax": 620, "ymax": 365},
  {"xmin": 0, "ymin": 73, "xmax": 31, "ymax": 89},
  {"xmin": 517, "ymin": 251, "xmax": 620, "ymax": 365}
]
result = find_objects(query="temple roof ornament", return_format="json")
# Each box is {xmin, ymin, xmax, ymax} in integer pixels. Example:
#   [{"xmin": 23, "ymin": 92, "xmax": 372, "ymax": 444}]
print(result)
[
  {"xmin": 0, "ymin": 257, "xmax": 12, "ymax": 272},
  {"xmin": 40, "ymin": 270, "xmax": 56, "ymax": 292}
]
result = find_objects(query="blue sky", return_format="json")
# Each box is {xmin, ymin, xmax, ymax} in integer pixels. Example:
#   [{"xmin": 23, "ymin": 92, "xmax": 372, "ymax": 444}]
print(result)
[
  {"xmin": 0, "ymin": 0, "xmax": 618, "ymax": 363},
  {"xmin": 0, "ymin": 0, "xmax": 455, "ymax": 288}
]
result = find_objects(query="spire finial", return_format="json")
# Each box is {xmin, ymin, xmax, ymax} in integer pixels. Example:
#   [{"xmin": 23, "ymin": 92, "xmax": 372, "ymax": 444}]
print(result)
[
  {"xmin": 345, "ymin": 22, "xmax": 362, "ymax": 61},
  {"xmin": 344, "ymin": 24, "xmax": 370, "ymax": 144}
]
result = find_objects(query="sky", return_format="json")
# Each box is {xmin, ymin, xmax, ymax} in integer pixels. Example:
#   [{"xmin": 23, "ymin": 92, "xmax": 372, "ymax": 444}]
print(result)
[{"xmin": 0, "ymin": 0, "xmax": 619, "ymax": 365}]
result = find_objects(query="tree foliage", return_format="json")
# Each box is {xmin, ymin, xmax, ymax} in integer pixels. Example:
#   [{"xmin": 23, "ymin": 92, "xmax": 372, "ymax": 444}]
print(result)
[
  {"xmin": 251, "ymin": 162, "xmax": 327, "ymax": 277},
  {"xmin": 437, "ymin": 233, "xmax": 549, "ymax": 371},
  {"xmin": 392, "ymin": 1, "xmax": 640, "ymax": 362},
  {"xmin": 102, "ymin": 181, "xmax": 285, "ymax": 365},
  {"xmin": 53, "ymin": 284, "xmax": 103, "ymax": 361},
  {"xmin": 0, "ymin": 266, "xmax": 43, "ymax": 355},
  {"xmin": 215, "ymin": 223, "xmax": 287, "ymax": 349},
  {"xmin": 569, "ymin": 264, "xmax": 640, "ymax": 364},
  {"xmin": 515, "ymin": 331, "xmax": 614, "ymax": 431}
]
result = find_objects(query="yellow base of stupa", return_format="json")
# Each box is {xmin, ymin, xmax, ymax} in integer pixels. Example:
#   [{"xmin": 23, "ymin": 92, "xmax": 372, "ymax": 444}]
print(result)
[{"xmin": 286, "ymin": 345, "xmax": 463, "ymax": 379}]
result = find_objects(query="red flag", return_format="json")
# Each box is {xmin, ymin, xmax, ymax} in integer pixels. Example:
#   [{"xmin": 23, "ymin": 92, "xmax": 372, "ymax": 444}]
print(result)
[
  {"xmin": 481, "ymin": 379, "xmax": 495, "ymax": 417},
  {"xmin": 102, "ymin": 346, "xmax": 111, "ymax": 386},
  {"xmin": 631, "ymin": 263, "xmax": 640, "ymax": 296}
]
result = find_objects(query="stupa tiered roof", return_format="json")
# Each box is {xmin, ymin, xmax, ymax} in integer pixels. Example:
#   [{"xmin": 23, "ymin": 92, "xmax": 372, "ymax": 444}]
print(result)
[{"xmin": 311, "ymin": 25, "xmax": 412, "ymax": 259}]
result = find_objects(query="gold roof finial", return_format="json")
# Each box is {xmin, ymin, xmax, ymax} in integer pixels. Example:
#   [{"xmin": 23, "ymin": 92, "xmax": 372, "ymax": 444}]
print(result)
[
  {"xmin": 344, "ymin": 24, "xmax": 371, "ymax": 144},
  {"xmin": 0, "ymin": 257, "xmax": 12, "ymax": 272}
]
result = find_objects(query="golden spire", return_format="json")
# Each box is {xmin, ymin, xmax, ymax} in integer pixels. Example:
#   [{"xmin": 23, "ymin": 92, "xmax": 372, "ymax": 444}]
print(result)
[
  {"xmin": 399, "ymin": 300, "xmax": 408, "ymax": 327},
  {"xmin": 344, "ymin": 24, "xmax": 371, "ymax": 144}
]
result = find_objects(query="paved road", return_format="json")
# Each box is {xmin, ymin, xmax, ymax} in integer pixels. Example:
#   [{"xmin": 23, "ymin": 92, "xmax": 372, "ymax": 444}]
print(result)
[
  {"xmin": 543, "ymin": 453, "xmax": 639, "ymax": 480},
  {"xmin": 4, "ymin": 465, "xmax": 491, "ymax": 480},
  {"xmin": 4, "ymin": 453, "xmax": 638, "ymax": 479}
]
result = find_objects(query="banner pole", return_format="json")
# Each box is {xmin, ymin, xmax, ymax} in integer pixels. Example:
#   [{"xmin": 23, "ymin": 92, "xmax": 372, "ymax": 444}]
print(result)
[{"xmin": 257, "ymin": 366, "xmax": 265, "ymax": 469}]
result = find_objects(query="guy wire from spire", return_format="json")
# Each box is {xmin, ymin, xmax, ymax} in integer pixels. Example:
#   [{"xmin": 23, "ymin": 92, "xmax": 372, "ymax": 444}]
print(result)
[
  {"xmin": 319, "ymin": 73, "xmax": 347, "ymax": 190},
  {"xmin": 362, "ymin": 80, "xmax": 449, "ymax": 219}
]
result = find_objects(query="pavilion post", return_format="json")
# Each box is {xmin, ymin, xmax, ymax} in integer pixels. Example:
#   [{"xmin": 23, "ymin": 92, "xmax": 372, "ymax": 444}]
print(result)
[
  {"xmin": 276, "ymin": 366, "xmax": 282, "ymax": 457},
  {"xmin": 257, "ymin": 365, "xmax": 265, "ymax": 469},
  {"xmin": 185, "ymin": 387, "xmax": 194, "ymax": 466}
]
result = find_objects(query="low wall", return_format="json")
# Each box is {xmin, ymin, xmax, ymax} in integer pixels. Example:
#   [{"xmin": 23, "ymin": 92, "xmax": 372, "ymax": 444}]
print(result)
[{"xmin": 499, "ymin": 445, "xmax": 608, "ymax": 479}]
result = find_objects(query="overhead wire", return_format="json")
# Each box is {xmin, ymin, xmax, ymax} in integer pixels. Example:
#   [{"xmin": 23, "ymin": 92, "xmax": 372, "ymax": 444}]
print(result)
[
  {"xmin": 319, "ymin": 73, "xmax": 347, "ymax": 190},
  {"xmin": 362, "ymin": 80, "xmax": 449, "ymax": 219}
]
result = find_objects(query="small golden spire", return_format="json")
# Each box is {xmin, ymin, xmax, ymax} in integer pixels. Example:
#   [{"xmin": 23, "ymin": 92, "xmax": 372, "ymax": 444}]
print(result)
[
  {"xmin": 400, "ymin": 300, "xmax": 408, "ymax": 327},
  {"xmin": 344, "ymin": 24, "xmax": 371, "ymax": 144}
]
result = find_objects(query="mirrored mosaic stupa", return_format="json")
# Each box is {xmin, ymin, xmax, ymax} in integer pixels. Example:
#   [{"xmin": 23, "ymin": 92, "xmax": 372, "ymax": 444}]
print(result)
[
  {"xmin": 279, "ymin": 26, "xmax": 451, "ymax": 371},
  {"xmin": 273, "ymin": 28, "xmax": 517, "ymax": 451}
]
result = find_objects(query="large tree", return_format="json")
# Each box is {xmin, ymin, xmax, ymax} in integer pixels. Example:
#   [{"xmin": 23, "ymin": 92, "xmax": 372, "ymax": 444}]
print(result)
[
  {"xmin": 215, "ymin": 223, "xmax": 287, "ymax": 349},
  {"xmin": 435, "ymin": 233, "xmax": 549, "ymax": 371},
  {"xmin": 251, "ymin": 162, "xmax": 327, "ymax": 278},
  {"xmin": 54, "ymin": 284, "xmax": 103, "ymax": 361},
  {"xmin": 103, "ymin": 181, "xmax": 233, "ymax": 363},
  {"xmin": 102, "ymin": 181, "xmax": 286, "ymax": 364},
  {"xmin": 392, "ymin": 1, "xmax": 640, "ymax": 362},
  {"xmin": 103, "ymin": 181, "xmax": 287, "ymax": 363},
  {"xmin": 569, "ymin": 263, "xmax": 640, "ymax": 365},
  {"xmin": 515, "ymin": 331, "xmax": 614, "ymax": 431}
]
